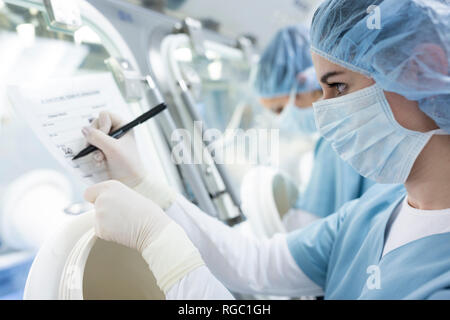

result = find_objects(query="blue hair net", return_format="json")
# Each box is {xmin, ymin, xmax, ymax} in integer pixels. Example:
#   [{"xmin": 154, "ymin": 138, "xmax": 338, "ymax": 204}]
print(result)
[
  {"xmin": 310, "ymin": 0, "xmax": 450, "ymax": 133},
  {"xmin": 254, "ymin": 25, "xmax": 321, "ymax": 98}
]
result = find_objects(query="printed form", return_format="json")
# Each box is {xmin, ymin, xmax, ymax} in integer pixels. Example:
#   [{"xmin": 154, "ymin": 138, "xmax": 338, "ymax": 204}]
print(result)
[{"xmin": 7, "ymin": 72, "xmax": 133, "ymax": 185}]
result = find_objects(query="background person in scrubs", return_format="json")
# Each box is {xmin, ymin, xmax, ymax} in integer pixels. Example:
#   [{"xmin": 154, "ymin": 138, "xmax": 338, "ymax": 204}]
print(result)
[
  {"xmin": 82, "ymin": 0, "xmax": 450, "ymax": 299},
  {"xmin": 251, "ymin": 25, "xmax": 375, "ymax": 230}
]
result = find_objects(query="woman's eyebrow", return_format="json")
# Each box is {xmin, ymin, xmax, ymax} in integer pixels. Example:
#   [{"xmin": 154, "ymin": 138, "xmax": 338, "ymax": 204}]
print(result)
[{"xmin": 320, "ymin": 71, "xmax": 344, "ymax": 84}]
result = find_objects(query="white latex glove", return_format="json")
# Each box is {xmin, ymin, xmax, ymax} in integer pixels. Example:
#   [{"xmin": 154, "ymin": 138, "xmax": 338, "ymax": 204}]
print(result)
[
  {"xmin": 84, "ymin": 180, "xmax": 204, "ymax": 293},
  {"xmin": 83, "ymin": 111, "xmax": 145, "ymax": 188},
  {"xmin": 83, "ymin": 111, "xmax": 176, "ymax": 209},
  {"xmin": 84, "ymin": 179, "xmax": 169, "ymax": 252},
  {"xmin": 272, "ymin": 171, "xmax": 300, "ymax": 217}
]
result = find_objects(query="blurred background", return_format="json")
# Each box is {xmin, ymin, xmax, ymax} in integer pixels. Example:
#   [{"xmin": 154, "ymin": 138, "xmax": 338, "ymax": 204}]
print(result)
[
  {"xmin": 126, "ymin": 0, "xmax": 319, "ymax": 50},
  {"xmin": 0, "ymin": 0, "xmax": 322, "ymax": 300}
]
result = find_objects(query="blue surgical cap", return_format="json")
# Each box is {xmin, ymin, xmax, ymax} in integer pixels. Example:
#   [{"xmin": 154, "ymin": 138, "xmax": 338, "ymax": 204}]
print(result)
[
  {"xmin": 254, "ymin": 25, "xmax": 321, "ymax": 98},
  {"xmin": 310, "ymin": 0, "xmax": 450, "ymax": 133}
]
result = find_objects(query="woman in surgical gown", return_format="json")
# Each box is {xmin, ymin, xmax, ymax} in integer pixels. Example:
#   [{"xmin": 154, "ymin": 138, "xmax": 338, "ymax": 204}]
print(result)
[
  {"xmin": 253, "ymin": 25, "xmax": 375, "ymax": 226},
  {"xmin": 83, "ymin": 0, "xmax": 450, "ymax": 299}
]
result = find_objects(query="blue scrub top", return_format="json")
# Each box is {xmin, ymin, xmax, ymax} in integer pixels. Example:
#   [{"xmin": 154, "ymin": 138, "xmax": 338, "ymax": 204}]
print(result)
[
  {"xmin": 295, "ymin": 137, "xmax": 376, "ymax": 218},
  {"xmin": 287, "ymin": 184, "xmax": 450, "ymax": 299}
]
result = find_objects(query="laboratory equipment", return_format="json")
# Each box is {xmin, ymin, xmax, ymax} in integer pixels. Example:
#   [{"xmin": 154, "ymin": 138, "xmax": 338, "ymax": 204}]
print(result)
[
  {"xmin": 0, "ymin": 0, "xmax": 317, "ymax": 299},
  {"xmin": 0, "ymin": 0, "xmax": 179, "ymax": 299}
]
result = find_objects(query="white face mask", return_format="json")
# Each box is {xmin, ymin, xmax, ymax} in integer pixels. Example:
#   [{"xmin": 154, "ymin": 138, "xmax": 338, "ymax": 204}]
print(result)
[
  {"xmin": 276, "ymin": 89, "xmax": 317, "ymax": 135},
  {"xmin": 313, "ymin": 84, "xmax": 448, "ymax": 184}
]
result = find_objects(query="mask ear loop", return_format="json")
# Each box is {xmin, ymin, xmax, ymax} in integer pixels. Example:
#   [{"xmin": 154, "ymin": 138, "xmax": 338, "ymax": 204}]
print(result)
[
  {"xmin": 275, "ymin": 87, "xmax": 298, "ymax": 128},
  {"xmin": 429, "ymin": 129, "xmax": 449, "ymax": 135},
  {"xmin": 276, "ymin": 87, "xmax": 298, "ymax": 123},
  {"xmin": 283, "ymin": 86, "xmax": 298, "ymax": 112}
]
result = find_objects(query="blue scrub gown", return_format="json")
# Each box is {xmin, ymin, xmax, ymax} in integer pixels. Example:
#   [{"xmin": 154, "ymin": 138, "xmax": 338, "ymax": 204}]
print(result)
[
  {"xmin": 295, "ymin": 138, "xmax": 376, "ymax": 218},
  {"xmin": 287, "ymin": 184, "xmax": 450, "ymax": 299}
]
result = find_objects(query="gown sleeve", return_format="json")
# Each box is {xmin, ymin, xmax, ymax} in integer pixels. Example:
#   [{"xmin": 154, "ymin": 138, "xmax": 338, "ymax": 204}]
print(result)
[
  {"xmin": 166, "ymin": 265, "xmax": 236, "ymax": 300},
  {"xmin": 164, "ymin": 194, "xmax": 323, "ymax": 298}
]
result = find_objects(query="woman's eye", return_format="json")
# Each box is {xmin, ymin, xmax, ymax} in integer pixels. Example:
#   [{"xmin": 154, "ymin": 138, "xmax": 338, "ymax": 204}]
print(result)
[
  {"xmin": 336, "ymin": 83, "xmax": 347, "ymax": 94},
  {"xmin": 328, "ymin": 83, "xmax": 347, "ymax": 96},
  {"xmin": 273, "ymin": 106, "xmax": 284, "ymax": 114}
]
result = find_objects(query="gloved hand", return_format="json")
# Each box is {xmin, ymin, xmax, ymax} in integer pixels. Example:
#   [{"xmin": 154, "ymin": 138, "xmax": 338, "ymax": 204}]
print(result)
[
  {"xmin": 84, "ymin": 179, "xmax": 169, "ymax": 252},
  {"xmin": 85, "ymin": 180, "xmax": 204, "ymax": 293},
  {"xmin": 83, "ymin": 111, "xmax": 176, "ymax": 210},
  {"xmin": 83, "ymin": 111, "xmax": 145, "ymax": 188}
]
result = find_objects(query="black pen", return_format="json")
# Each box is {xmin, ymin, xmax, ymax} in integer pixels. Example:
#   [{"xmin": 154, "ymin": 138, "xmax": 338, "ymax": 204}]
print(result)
[{"xmin": 72, "ymin": 102, "xmax": 167, "ymax": 160}]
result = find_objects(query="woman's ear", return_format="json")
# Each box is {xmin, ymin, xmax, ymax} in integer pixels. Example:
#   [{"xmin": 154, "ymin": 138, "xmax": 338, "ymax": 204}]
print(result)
[{"xmin": 385, "ymin": 91, "xmax": 438, "ymax": 132}]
